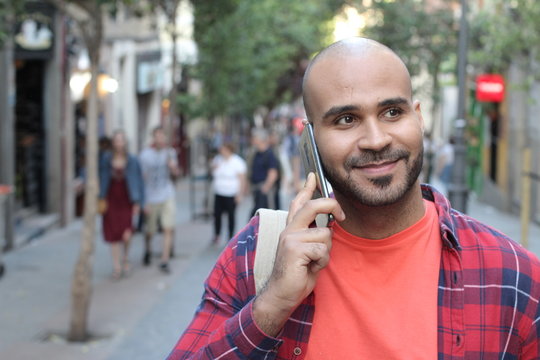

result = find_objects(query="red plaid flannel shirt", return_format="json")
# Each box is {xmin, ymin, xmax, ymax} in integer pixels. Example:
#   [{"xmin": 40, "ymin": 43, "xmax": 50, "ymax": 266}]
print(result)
[{"xmin": 167, "ymin": 185, "xmax": 540, "ymax": 359}]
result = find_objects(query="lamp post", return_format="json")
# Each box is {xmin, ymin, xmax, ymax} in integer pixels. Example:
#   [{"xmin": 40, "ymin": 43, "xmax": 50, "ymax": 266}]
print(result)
[{"xmin": 448, "ymin": 0, "xmax": 469, "ymax": 213}]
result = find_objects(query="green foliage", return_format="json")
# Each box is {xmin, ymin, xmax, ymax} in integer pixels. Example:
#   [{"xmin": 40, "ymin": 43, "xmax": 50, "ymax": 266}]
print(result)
[
  {"xmin": 360, "ymin": 0, "xmax": 457, "ymax": 103},
  {"xmin": 0, "ymin": 0, "xmax": 27, "ymax": 47},
  {"xmin": 193, "ymin": 0, "xmax": 343, "ymax": 119},
  {"xmin": 469, "ymin": 1, "xmax": 540, "ymax": 76}
]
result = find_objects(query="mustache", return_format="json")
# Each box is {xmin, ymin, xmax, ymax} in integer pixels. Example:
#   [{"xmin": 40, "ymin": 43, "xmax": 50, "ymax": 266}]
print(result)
[{"xmin": 344, "ymin": 147, "xmax": 409, "ymax": 169}]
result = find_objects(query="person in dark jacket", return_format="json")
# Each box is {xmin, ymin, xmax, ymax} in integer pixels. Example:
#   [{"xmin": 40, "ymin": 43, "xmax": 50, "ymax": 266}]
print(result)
[{"xmin": 249, "ymin": 128, "xmax": 279, "ymax": 217}]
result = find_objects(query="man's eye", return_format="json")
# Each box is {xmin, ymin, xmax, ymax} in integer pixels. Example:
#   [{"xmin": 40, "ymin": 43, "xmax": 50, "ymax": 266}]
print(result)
[
  {"xmin": 336, "ymin": 115, "xmax": 354, "ymax": 125},
  {"xmin": 384, "ymin": 108, "xmax": 403, "ymax": 119}
]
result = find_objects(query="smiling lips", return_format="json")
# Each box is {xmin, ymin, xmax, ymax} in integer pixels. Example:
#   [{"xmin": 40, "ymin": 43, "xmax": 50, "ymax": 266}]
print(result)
[
  {"xmin": 356, "ymin": 159, "xmax": 400, "ymax": 176},
  {"xmin": 345, "ymin": 148, "xmax": 409, "ymax": 176}
]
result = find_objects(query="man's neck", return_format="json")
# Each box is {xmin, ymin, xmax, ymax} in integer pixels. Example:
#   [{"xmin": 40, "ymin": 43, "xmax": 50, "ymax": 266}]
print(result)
[{"xmin": 335, "ymin": 184, "xmax": 426, "ymax": 240}]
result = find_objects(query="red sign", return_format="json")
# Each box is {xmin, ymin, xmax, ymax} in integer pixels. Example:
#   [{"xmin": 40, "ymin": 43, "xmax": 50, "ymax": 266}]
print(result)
[{"xmin": 476, "ymin": 74, "xmax": 505, "ymax": 102}]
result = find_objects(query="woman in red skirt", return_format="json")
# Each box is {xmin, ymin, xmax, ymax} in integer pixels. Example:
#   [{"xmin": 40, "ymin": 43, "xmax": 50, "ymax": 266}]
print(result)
[{"xmin": 99, "ymin": 130, "xmax": 144, "ymax": 279}]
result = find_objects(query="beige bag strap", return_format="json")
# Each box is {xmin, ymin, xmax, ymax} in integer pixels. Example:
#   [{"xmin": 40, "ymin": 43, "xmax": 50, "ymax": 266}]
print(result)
[{"xmin": 254, "ymin": 208, "xmax": 289, "ymax": 295}]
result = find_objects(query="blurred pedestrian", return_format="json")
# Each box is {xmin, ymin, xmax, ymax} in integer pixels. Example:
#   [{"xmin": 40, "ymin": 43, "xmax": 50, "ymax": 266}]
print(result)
[
  {"xmin": 98, "ymin": 135, "xmax": 112, "ymax": 163},
  {"xmin": 248, "ymin": 128, "xmax": 279, "ymax": 217},
  {"xmin": 282, "ymin": 118, "xmax": 303, "ymax": 194},
  {"xmin": 269, "ymin": 130, "xmax": 283, "ymax": 210},
  {"xmin": 139, "ymin": 126, "xmax": 180, "ymax": 274},
  {"xmin": 210, "ymin": 142, "xmax": 247, "ymax": 245},
  {"xmin": 435, "ymin": 136, "xmax": 455, "ymax": 191},
  {"xmin": 421, "ymin": 132, "xmax": 435, "ymax": 183},
  {"xmin": 98, "ymin": 130, "xmax": 144, "ymax": 280}
]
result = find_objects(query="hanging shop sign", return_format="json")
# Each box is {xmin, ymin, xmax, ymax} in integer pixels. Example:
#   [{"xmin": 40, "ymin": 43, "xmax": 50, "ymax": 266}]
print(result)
[
  {"xmin": 476, "ymin": 74, "xmax": 505, "ymax": 103},
  {"xmin": 14, "ymin": 2, "xmax": 55, "ymax": 60},
  {"xmin": 137, "ymin": 51, "xmax": 164, "ymax": 94}
]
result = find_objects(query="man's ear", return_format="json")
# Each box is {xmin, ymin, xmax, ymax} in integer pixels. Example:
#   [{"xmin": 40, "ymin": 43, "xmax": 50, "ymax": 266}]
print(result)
[{"xmin": 413, "ymin": 100, "xmax": 425, "ymax": 133}]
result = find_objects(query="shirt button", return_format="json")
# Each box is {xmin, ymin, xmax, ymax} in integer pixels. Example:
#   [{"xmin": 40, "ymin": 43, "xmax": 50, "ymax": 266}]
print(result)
[{"xmin": 293, "ymin": 347, "xmax": 302, "ymax": 356}]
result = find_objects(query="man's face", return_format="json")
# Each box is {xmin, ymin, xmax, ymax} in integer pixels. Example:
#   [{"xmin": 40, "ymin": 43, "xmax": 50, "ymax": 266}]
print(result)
[
  {"xmin": 153, "ymin": 129, "xmax": 167, "ymax": 149},
  {"xmin": 304, "ymin": 50, "xmax": 424, "ymax": 207},
  {"xmin": 252, "ymin": 136, "xmax": 268, "ymax": 152}
]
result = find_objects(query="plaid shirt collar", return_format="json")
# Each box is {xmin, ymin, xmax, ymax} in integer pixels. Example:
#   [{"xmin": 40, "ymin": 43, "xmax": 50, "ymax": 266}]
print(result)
[{"xmin": 421, "ymin": 183, "xmax": 461, "ymax": 251}]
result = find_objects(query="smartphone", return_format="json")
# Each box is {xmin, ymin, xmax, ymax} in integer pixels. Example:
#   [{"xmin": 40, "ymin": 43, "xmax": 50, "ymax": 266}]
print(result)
[{"xmin": 299, "ymin": 122, "xmax": 334, "ymax": 227}]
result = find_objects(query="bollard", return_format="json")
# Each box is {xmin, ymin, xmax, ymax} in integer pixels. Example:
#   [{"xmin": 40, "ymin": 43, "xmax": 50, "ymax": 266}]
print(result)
[
  {"xmin": 448, "ymin": 119, "xmax": 469, "ymax": 213},
  {"xmin": 0, "ymin": 185, "xmax": 13, "ymax": 278},
  {"xmin": 520, "ymin": 148, "xmax": 531, "ymax": 249}
]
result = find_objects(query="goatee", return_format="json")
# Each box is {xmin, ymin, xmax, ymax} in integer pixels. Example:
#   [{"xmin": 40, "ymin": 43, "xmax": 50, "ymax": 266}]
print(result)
[{"xmin": 324, "ymin": 145, "xmax": 423, "ymax": 207}]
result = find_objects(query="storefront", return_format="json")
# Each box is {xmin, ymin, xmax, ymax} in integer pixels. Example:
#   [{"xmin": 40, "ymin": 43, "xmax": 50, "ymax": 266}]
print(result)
[{"xmin": 13, "ymin": 2, "xmax": 55, "ymax": 214}]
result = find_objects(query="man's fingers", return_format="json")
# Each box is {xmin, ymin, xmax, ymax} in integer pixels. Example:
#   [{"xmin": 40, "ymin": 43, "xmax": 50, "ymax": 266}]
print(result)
[
  {"xmin": 288, "ymin": 196, "xmax": 345, "ymax": 231},
  {"xmin": 304, "ymin": 242, "xmax": 331, "ymax": 273},
  {"xmin": 287, "ymin": 172, "xmax": 346, "ymax": 227},
  {"xmin": 287, "ymin": 172, "xmax": 317, "ymax": 224},
  {"xmin": 282, "ymin": 226, "xmax": 333, "ymax": 248},
  {"xmin": 275, "ymin": 237, "xmax": 331, "ymax": 279}
]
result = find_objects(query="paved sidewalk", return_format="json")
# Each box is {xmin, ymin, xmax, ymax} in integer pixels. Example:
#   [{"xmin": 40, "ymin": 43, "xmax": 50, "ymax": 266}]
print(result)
[
  {"xmin": 431, "ymin": 178, "xmax": 540, "ymax": 257},
  {"xmin": 468, "ymin": 193, "xmax": 540, "ymax": 256},
  {"xmin": 0, "ymin": 178, "xmax": 250, "ymax": 360},
  {"xmin": 0, "ymin": 179, "xmax": 539, "ymax": 360}
]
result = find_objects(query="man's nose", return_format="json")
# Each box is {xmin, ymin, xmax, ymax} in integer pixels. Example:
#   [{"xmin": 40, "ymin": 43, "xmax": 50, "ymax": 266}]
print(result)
[{"xmin": 356, "ymin": 118, "xmax": 392, "ymax": 152}]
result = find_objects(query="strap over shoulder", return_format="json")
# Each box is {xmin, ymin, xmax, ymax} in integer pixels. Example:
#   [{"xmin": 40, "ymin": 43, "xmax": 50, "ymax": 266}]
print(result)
[{"xmin": 254, "ymin": 208, "xmax": 289, "ymax": 295}]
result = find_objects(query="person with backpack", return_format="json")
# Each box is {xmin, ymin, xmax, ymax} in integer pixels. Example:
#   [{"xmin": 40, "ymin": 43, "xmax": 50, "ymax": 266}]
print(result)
[{"xmin": 167, "ymin": 38, "xmax": 540, "ymax": 359}]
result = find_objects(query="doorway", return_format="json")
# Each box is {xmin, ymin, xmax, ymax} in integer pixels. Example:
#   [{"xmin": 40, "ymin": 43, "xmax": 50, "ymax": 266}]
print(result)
[{"xmin": 14, "ymin": 59, "xmax": 46, "ymax": 213}]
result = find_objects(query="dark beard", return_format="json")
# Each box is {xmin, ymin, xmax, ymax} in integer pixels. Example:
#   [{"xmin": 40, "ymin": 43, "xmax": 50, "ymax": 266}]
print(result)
[
  {"xmin": 324, "ymin": 145, "xmax": 424, "ymax": 207},
  {"xmin": 370, "ymin": 174, "xmax": 393, "ymax": 188}
]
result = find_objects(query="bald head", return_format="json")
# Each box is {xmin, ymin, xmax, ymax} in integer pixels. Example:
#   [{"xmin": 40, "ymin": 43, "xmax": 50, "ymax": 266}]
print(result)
[{"xmin": 302, "ymin": 37, "xmax": 412, "ymax": 119}]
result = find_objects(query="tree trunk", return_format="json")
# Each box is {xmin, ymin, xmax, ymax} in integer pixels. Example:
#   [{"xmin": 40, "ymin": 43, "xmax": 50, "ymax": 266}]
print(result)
[
  {"xmin": 0, "ymin": 32, "xmax": 15, "ymax": 252},
  {"xmin": 69, "ymin": 58, "xmax": 99, "ymax": 341},
  {"xmin": 167, "ymin": 0, "xmax": 181, "ymax": 145},
  {"xmin": 68, "ymin": 5, "xmax": 102, "ymax": 340}
]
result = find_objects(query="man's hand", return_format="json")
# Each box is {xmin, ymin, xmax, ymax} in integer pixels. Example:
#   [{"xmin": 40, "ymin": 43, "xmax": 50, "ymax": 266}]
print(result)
[{"xmin": 253, "ymin": 172, "xmax": 345, "ymax": 337}]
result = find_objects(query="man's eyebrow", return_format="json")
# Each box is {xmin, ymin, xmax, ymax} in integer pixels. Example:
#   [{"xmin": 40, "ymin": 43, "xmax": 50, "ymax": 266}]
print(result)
[
  {"xmin": 321, "ymin": 98, "xmax": 410, "ymax": 120},
  {"xmin": 378, "ymin": 97, "xmax": 409, "ymax": 107},
  {"xmin": 322, "ymin": 105, "xmax": 360, "ymax": 120}
]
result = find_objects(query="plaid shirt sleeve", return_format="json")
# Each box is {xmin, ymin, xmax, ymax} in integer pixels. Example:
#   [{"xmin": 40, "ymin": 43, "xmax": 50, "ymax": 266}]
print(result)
[
  {"xmin": 521, "ymin": 286, "xmax": 540, "ymax": 358},
  {"xmin": 166, "ymin": 217, "xmax": 284, "ymax": 359},
  {"xmin": 426, "ymin": 184, "xmax": 540, "ymax": 359}
]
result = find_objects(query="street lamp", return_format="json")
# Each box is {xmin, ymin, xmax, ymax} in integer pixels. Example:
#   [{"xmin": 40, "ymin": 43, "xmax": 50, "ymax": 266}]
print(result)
[
  {"xmin": 72, "ymin": 72, "xmax": 118, "ymax": 100},
  {"xmin": 448, "ymin": 0, "xmax": 469, "ymax": 213}
]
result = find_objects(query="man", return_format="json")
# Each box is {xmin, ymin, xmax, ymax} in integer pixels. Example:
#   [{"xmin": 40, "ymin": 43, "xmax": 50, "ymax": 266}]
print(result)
[
  {"xmin": 139, "ymin": 126, "xmax": 180, "ymax": 273},
  {"xmin": 167, "ymin": 38, "xmax": 540, "ymax": 359},
  {"xmin": 249, "ymin": 128, "xmax": 280, "ymax": 216}
]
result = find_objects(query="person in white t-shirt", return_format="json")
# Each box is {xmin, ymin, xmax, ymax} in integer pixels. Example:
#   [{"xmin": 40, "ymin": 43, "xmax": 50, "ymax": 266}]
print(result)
[
  {"xmin": 211, "ymin": 142, "xmax": 247, "ymax": 245},
  {"xmin": 139, "ymin": 126, "xmax": 180, "ymax": 273}
]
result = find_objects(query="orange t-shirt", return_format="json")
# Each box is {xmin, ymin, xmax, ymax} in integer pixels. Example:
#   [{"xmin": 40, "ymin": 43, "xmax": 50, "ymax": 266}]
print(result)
[{"xmin": 305, "ymin": 200, "xmax": 442, "ymax": 359}]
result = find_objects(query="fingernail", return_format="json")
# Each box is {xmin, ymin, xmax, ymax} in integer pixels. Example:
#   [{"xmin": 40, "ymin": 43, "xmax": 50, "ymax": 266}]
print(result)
[{"xmin": 304, "ymin": 172, "xmax": 313, "ymax": 186}]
